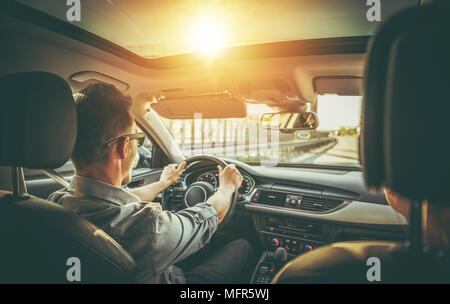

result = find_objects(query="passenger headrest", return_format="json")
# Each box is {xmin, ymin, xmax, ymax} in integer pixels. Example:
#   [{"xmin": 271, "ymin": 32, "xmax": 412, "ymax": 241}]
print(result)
[
  {"xmin": 0, "ymin": 72, "xmax": 76, "ymax": 169},
  {"xmin": 361, "ymin": 3, "xmax": 450, "ymax": 204}
]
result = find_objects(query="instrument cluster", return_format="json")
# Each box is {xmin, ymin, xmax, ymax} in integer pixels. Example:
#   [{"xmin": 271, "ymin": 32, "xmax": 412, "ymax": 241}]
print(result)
[{"xmin": 188, "ymin": 170, "xmax": 255, "ymax": 195}]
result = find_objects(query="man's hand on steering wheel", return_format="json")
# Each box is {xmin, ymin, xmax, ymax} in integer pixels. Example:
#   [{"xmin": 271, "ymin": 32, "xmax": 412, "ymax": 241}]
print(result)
[
  {"xmin": 217, "ymin": 164, "xmax": 244, "ymax": 193},
  {"xmin": 212, "ymin": 164, "xmax": 244, "ymax": 223},
  {"xmin": 159, "ymin": 161, "xmax": 187, "ymax": 187},
  {"xmin": 162, "ymin": 155, "xmax": 244, "ymax": 228}
]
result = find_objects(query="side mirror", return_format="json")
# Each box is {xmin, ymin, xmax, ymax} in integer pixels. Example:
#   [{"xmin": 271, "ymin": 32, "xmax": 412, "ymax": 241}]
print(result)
[{"xmin": 260, "ymin": 111, "xmax": 319, "ymax": 132}]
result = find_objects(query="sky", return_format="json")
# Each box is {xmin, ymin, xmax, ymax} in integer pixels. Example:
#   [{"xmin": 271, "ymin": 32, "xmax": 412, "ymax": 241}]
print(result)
[{"xmin": 316, "ymin": 95, "xmax": 362, "ymax": 131}]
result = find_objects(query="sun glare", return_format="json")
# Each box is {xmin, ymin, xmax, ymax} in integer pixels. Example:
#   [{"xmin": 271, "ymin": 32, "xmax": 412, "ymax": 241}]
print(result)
[{"xmin": 190, "ymin": 12, "xmax": 229, "ymax": 57}]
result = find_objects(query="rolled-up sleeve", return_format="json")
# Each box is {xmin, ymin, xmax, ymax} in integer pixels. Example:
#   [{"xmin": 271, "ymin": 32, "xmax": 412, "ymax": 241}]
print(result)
[
  {"xmin": 155, "ymin": 203, "xmax": 218, "ymax": 267},
  {"xmin": 126, "ymin": 202, "xmax": 218, "ymax": 275}
]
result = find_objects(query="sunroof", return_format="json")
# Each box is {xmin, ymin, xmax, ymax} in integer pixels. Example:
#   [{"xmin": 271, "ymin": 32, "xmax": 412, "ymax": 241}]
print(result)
[{"xmin": 16, "ymin": 0, "xmax": 419, "ymax": 58}]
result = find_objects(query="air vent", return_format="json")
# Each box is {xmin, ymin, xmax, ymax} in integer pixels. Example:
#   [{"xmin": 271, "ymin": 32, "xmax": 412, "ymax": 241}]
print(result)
[
  {"xmin": 300, "ymin": 196, "xmax": 343, "ymax": 212},
  {"xmin": 258, "ymin": 191, "xmax": 287, "ymax": 206}
]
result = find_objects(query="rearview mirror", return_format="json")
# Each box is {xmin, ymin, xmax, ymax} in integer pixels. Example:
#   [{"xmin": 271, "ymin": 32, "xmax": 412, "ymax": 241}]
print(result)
[{"xmin": 260, "ymin": 111, "xmax": 319, "ymax": 131}]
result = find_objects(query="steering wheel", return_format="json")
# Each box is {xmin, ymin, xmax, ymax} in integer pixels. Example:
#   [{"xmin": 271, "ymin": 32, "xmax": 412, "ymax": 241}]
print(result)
[{"xmin": 162, "ymin": 154, "xmax": 239, "ymax": 228}]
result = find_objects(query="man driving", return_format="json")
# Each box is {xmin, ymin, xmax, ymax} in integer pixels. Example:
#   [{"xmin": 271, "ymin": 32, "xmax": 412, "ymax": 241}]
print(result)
[{"xmin": 49, "ymin": 83, "xmax": 253, "ymax": 283}]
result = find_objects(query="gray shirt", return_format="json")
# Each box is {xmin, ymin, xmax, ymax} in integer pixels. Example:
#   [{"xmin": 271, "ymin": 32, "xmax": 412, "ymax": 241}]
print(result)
[{"xmin": 48, "ymin": 175, "xmax": 218, "ymax": 283}]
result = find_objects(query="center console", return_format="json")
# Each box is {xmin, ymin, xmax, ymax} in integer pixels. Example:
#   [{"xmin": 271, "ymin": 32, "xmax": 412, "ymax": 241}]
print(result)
[
  {"xmin": 251, "ymin": 248, "xmax": 287, "ymax": 284},
  {"xmin": 250, "ymin": 216, "xmax": 331, "ymax": 283},
  {"xmin": 244, "ymin": 181, "xmax": 408, "ymax": 283},
  {"xmin": 250, "ymin": 206, "xmax": 341, "ymax": 284},
  {"xmin": 261, "ymin": 217, "xmax": 324, "ymax": 255},
  {"xmin": 250, "ymin": 212, "xmax": 407, "ymax": 283}
]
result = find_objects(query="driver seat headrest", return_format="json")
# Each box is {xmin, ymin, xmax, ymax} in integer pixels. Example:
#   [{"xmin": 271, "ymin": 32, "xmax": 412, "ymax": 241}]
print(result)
[
  {"xmin": 361, "ymin": 2, "xmax": 450, "ymax": 205},
  {"xmin": 0, "ymin": 72, "xmax": 76, "ymax": 169}
]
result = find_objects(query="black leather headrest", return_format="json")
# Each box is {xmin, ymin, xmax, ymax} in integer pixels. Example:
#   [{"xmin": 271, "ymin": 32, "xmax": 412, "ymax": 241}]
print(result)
[
  {"xmin": 0, "ymin": 72, "xmax": 76, "ymax": 169},
  {"xmin": 361, "ymin": 3, "xmax": 450, "ymax": 203}
]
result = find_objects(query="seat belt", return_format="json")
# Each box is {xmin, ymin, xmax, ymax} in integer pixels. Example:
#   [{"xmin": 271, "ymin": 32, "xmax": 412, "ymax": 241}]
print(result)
[{"xmin": 41, "ymin": 169, "xmax": 70, "ymax": 188}]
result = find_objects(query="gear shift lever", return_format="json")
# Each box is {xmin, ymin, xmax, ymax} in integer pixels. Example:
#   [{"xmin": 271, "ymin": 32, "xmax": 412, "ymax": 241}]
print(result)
[
  {"xmin": 252, "ymin": 247, "xmax": 288, "ymax": 284},
  {"xmin": 273, "ymin": 247, "xmax": 288, "ymax": 268}
]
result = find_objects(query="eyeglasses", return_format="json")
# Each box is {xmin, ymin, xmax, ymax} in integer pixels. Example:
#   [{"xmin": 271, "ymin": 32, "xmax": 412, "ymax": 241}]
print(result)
[{"xmin": 105, "ymin": 132, "xmax": 146, "ymax": 148}]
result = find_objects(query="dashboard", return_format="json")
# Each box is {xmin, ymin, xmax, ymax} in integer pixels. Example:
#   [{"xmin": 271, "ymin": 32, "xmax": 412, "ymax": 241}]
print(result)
[{"xmin": 169, "ymin": 159, "xmax": 408, "ymax": 260}]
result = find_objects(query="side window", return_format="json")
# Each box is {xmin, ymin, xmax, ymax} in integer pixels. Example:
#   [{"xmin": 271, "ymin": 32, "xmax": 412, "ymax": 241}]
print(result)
[
  {"xmin": 133, "ymin": 128, "xmax": 154, "ymax": 170},
  {"xmin": 24, "ymin": 160, "xmax": 75, "ymax": 180},
  {"xmin": 26, "ymin": 125, "xmax": 155, "ymax": 178},
  {"xmin": 56, "ymin": 134, "xmax": 155, "ymax": 174},
  {"xmin": 55, "ymin": 160, "xmax": 75, "ymax": 176}
]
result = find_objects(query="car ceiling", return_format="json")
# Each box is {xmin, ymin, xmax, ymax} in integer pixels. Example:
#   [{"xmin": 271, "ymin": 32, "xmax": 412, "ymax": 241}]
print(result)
[
  {"xmin": 1, "ymin": 6, "xmax": 366, "ymax": 109},
  {"xmin": 15, "ymin": 0, "xmax": 419, "ymax": 58}
]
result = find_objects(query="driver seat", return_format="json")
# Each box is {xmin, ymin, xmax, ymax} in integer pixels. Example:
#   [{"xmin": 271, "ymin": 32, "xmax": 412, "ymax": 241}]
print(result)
[
  {"xmin": 0, "ymin": 72, "xmax": 136, "ymax": 283},
  {"xmin": 273, "ymin": 2, "xmax": 450, "ymax": 283}
]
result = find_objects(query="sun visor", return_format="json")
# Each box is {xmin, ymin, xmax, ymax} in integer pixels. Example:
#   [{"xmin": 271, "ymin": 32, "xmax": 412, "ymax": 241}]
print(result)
[
  {"xmin": 69, "ymin": 71, "xmax": 129, "ymax": 92},
  {"xmin": 151, "ymin": 92, "xmax": 247, "ymax": 119},
  {"xmin": 234, "ymin": 76, "xmax": 305, "ymax": 106},
  {"xmin": 314, "ymin": 76, "xmax": 362, "ymax": 96}
]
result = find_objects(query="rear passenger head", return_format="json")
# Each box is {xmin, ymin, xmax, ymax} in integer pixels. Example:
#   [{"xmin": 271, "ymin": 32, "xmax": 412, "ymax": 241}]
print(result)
[{"xmin": 71, "ymin": 82, "xmax": 134, "ymax": 169}]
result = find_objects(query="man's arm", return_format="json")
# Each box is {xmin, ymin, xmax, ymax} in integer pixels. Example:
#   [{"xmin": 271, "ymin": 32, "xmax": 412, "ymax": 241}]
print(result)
[
  {"xmin": 207, "ymin": 164, "xmax": 243, "ymax": 223},
  {"xmin": 148, "ymin": 164, "xmax": 243, "ymax": 267},
  {"xmin": 128, "ymin": 164, "xmax": 243, "ymax": 273},
  {"xmin": 129, "ymin": 161, "xmax": 186, "ymax": 202},
  {"xmin": 129, "ymin": 180, "xmax": 171, "ymax": 202}
]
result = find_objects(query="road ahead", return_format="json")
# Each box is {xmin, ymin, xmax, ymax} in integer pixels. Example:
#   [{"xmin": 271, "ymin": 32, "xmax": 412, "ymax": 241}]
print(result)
[
  {"xmin": 289, "ymin": 135, "xmax": 360, "ymax": 166},
  {"xmin": 179, "ymin": 135, "xmax": 360, "ymax": 166}
]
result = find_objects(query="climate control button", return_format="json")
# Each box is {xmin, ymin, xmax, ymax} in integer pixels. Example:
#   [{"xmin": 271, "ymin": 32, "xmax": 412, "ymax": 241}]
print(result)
[
  {"xmin": 304, "ymin": 244, "xmax": 313, "ymax": 252},
  {"xmin": 271, "ymin": 237, "xmax": 282, "ymax": 247}
]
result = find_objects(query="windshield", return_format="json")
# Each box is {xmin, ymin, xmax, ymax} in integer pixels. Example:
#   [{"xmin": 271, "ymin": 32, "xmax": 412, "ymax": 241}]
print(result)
[
  {"xmin": 160, "ymin": 95, "xmax": 362, "ymax": 167},
  {"xmin": 17, "ymin": 0, "xmax": 418, "ymax": 58}
]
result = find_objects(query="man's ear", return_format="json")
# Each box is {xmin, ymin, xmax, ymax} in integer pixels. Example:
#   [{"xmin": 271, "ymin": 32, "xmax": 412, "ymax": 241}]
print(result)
[{"xmin": 116, "ymin": 137, "xmax": 130, "ymax": 160}]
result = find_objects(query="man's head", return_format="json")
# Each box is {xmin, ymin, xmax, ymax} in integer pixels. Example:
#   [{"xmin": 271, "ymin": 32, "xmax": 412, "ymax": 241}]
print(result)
[
  {"xmin": 384, "ymin": 188, "xmax": 411, "ymax": 221},
  {"xmin": 72, "ymin": 83, "xmax": 141, "ymax": 186},
  {"xmin": 384, "ymin": 187, "xmax": 450, "ymax": 246}
]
